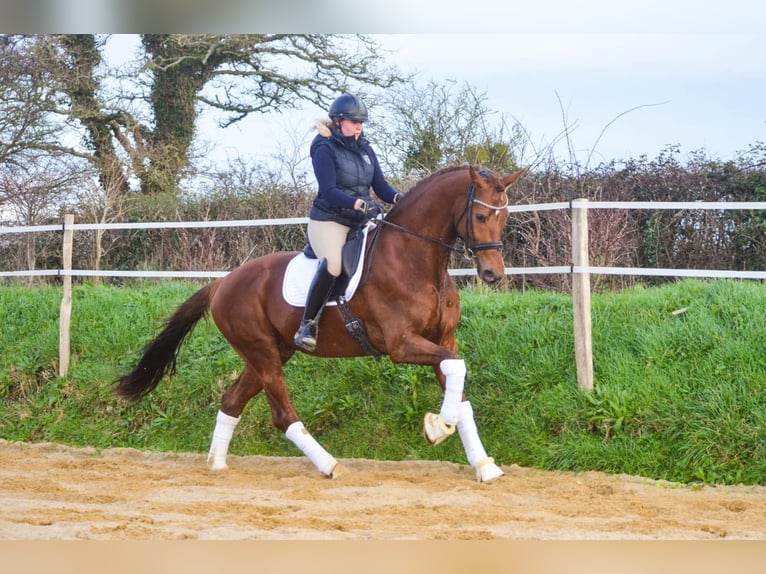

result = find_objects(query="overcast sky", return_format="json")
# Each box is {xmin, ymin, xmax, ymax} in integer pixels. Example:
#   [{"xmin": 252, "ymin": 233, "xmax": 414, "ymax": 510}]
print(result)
[
  {"xmin": 197, "ymin": 28, "xmax": 764, "ymax": 171},
  {"xmin": 15, "ymin": 0, "xmax": 764, "ymax": 171},
  {"xmin": 374, "ymin": 33, "xmax": 765, "ymax": 165}
]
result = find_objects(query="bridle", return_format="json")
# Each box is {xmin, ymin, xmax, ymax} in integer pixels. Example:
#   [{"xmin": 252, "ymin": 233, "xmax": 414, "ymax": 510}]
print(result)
[
  {"xmin": 456, "ymin": 177, "xmax": 509, "ymax": 258},
  {"xmin": 373, "ymin": 172, "xmax": 509, "ymax": 260}
]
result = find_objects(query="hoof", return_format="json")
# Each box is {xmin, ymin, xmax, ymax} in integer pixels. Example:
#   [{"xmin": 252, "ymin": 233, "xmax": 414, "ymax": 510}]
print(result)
[
  {"xmin": 207, "ymin": 453, "xmax": 229, "ymax": 472},
  {"xmin": 328, "ymin": 462, "xmax": 347, "ymax": 479},
  {"xmin": 475, "ymin": 458, "xmax": 504, "ymax": 483},
  {"xmin": 423, "ymin": 412, "xmax": 455, "ymax": 446}
]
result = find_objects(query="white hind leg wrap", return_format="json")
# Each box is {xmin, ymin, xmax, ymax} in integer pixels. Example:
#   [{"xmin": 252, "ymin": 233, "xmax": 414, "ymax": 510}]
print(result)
[
  {"xmin": 438, "ymin": 359, "xmax": 466, "ymax": 425},
  {"xmin": 457, "ymin": 400, "xmax": 504, "ymax": 483},
  {"xmin": 285, "ymin": 421, "xmax": 338, "ymax": 477},
  {"xmin": 207, "ymin": 410, "xmax": 240, "ymax": 471}
]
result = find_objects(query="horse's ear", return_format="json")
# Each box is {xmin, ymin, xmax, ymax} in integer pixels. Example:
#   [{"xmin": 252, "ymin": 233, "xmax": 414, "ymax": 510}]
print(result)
[{"xmin": 501, "ymin": 168, "xmax": 527, "ymax": 189}]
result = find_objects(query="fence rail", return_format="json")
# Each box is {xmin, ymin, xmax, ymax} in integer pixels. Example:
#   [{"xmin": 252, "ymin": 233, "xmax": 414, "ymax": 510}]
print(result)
[{"xmin": 3, "ymin": 199, "xmax": 766, "ymax": 386}]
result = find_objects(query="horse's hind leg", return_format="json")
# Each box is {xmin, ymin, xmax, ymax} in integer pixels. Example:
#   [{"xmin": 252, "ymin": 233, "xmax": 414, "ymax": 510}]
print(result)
[
  {"xmin": 224, "ymin": 346, "xmax": 342, "ymax": 479},
  {"xmin": 262, "ymin": 379, "xmax": 344, "ymax": 479},
  {"xmin": 207, "ymin": 365, "xmax": 264, "ymax": 471}
]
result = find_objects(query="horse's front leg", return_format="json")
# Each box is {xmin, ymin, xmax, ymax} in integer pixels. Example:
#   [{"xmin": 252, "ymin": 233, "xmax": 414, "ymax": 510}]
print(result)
[
  {"xmin": 424, "ymin": 360, "xmax": 503, "ymax": 483},
  {"xmin": 422, "ymin": 357, "xmax": 466, "ymax": 445},
  {"xmin": 455, "ymin": 398, "xmax": 504, "ymax": 483},
  {"xmin": 388, "ymin": 337, "xmax": 504, "ymax": 483}
]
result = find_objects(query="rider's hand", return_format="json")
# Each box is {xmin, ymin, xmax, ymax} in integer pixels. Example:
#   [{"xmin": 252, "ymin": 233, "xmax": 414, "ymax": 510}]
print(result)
[{"xmin": 357, "ymin": 200, "xmax": 383, "ymax": 219}]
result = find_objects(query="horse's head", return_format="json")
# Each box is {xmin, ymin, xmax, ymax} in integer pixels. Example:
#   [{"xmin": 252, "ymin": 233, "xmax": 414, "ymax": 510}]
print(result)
[{"xmin": 462, "ymin": 166, "xmax": 525, "ymax": 284}]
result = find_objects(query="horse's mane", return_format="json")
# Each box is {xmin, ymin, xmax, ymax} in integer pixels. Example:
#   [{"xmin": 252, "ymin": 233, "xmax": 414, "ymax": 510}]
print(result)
[
  {"xmin": 393, "ymin": 165, "xmax": 468, "ymax": 211},
  {"xmin": 409, "ymin": 165, "xmax": 466, "ymax": 192}
]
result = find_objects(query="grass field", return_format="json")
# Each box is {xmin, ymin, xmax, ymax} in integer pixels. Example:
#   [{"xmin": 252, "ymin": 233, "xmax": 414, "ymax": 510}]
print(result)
[{"xmin": 2, "ymin": 278, "xmax": 765, "ymax": 485}]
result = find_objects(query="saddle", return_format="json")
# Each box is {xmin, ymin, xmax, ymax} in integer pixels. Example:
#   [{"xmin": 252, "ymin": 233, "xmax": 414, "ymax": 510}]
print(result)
[
  {"xmin": 282, "ymin": 221, "xmax": 373, "ymax": 308},
  {"xmin": 283, "ymin": 221, "xmax": 381, "ymax": 356},
  {"xmin": 302, "ymin": 224, "xmax": 368, "ymax": 299}
]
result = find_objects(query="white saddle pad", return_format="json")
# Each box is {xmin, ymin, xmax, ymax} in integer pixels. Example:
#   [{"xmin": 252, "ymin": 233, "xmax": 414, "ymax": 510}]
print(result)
[{"xmin": 282, "ymin": 223, "xmax": 372, "ymax": 308}]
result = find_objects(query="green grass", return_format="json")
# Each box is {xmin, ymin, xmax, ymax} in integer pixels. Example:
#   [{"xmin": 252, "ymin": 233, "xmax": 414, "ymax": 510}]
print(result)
[{"xmin": 2, "ymin": 278, "xmax": 766, "ymax": 485}]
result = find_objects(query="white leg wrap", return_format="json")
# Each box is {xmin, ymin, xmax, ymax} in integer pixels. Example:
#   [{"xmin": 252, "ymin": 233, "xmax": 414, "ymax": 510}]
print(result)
[
  {"xmin": 457, "ymin": 401, "xmax": 504, "ymax": 483},
  {"xmin": 207, "ymin": 410, "xmax": 240, "ymax": 471},
  {"xmin": 456, "ymin": 401, "xmax": 488, "ymax": 467},
  {"xmin": 438, "ymin": 358, "xmax": 466, "ymax": 425},
  {"xmin": 285, "ymin": 421, "xmax": 338, "ymax": 478}
]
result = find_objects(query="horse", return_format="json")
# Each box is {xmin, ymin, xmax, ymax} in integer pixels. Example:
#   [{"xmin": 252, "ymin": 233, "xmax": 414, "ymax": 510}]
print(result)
[{"xmin": 114, "ymin": 165, "xmax": 525, "ymax": 483}]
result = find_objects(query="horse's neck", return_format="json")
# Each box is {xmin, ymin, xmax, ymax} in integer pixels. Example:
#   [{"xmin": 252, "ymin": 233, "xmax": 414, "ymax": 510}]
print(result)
[
  {"xmin": 380, "ymin": 171, "xmax": 466, "ymax": 278},
  {"xmin": 390, "ymin": 171, "xmax": 465, "ymax": 244}
]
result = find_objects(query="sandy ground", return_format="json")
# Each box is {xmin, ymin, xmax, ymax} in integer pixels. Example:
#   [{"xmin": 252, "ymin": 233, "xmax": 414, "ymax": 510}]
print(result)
[{"xmin": 2, "ymin": 439, "xmax": 765, "ymax": 540}]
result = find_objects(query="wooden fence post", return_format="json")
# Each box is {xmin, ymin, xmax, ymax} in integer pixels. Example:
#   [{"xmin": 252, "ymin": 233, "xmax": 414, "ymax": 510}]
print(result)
[
  {"xmin": 59, "ymin": 214, "xmax": 74, "ymax": 377},
  {"xmin": 571, "ymin": 200, "xmax": 593, "ymax": 391}
]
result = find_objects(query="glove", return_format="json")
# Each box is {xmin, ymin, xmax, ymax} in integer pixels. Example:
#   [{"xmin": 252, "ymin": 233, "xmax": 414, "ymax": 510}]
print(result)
[{"xmin": 359, "ymin": 200, "xmax": 383, "ymax": 219}]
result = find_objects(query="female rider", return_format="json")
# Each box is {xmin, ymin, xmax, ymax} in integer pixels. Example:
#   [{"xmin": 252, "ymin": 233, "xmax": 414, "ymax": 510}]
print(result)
[{"xmin": 294, "ymin": 93, "xmax": 402, "ymax": 351}]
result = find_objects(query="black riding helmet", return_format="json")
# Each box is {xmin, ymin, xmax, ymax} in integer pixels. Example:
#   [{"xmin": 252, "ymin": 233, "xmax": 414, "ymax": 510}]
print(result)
[{"xmin": 328, "ymin": 94, "xmax": 368, "ymax": 123}]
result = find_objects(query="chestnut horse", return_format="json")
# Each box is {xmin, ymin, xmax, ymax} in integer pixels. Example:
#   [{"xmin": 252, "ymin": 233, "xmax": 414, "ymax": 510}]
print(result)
[{"xmin": 115, "ymin": 165, "xmax": 525, "ymax": 483}]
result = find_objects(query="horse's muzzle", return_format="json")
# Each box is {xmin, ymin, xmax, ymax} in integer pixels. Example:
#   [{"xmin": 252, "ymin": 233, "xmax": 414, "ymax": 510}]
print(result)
[
  {"xmin": 480, "ymin": 269, "xmax": 498, "ymax": 284},
  {"xmin": 476, "ymin": 255, "xmax": 504, "ymax": 284}
]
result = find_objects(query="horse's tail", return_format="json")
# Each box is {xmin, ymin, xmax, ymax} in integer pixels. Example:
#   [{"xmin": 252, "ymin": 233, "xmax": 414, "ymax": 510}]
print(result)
[{"xmin": 114, "ymin": 281, "xmax": 219, "ymax": 401}]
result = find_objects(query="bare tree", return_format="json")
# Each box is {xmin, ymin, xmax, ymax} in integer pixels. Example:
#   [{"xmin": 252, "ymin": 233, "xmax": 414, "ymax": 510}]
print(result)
[
  {"xmin": 0, "ymin": 36, "xmax": 65, "ymax": 167},
  {"xmin": 375, "ymin": 79, "xmax": 524, "ymax": 179},
  {"xmin": 1, "ymin": 34, "xmax": 405, "ymax": 199},
  {"xmin": 0, "ymin": 156, "xmax": 82, "ymax": 280},
  {"xmin": 68, "ymin": 156, "xmax": 134, "ymax": 279}
]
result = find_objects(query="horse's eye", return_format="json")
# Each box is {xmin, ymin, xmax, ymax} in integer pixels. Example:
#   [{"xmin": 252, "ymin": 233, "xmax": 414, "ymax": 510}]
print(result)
[{"xmin": 475, "ymin": 214, "xmax": 487, "ymax": 223}]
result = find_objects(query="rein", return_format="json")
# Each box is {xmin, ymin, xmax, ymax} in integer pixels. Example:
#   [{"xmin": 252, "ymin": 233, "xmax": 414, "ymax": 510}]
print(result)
[
  {"xmin": 373, "ymin": 172, "xmax": 509, "ymax": 260},
  {"xmin": 373, "ymin": 217, "xmax": 465, "ymax": 256}
]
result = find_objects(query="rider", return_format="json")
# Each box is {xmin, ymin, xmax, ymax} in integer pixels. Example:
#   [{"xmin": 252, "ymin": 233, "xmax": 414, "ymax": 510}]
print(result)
[{"xmin": 294, "ymin": 93, "xmax": 403, "ymax": 352}]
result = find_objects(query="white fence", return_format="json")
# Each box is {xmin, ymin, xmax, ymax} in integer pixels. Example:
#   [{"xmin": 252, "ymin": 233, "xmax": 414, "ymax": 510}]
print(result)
[{"xmin": 3, "ymin": 199, "xmax": 766, "ymax": 387}]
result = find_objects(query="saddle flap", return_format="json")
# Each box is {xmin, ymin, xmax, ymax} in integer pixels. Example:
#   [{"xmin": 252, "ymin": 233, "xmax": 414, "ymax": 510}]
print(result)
[
  {"xmin": 341, "ymin": 226, "xmax": 366, "ymax": 278},
  {"xmin": 283, "ymin": 222, "xmax": 374, "ymax": 308}
]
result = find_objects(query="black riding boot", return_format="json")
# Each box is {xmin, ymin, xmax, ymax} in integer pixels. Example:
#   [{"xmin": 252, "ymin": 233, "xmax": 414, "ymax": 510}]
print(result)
[{"xmin": 294, "ymin": 259, "xmax": 336, "ymax": 352}]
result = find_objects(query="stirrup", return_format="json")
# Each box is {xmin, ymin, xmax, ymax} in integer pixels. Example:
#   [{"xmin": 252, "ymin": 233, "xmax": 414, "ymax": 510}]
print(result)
[{"xmin": 294, "ymin": 320, "xmax": 318, "ymax": 351}]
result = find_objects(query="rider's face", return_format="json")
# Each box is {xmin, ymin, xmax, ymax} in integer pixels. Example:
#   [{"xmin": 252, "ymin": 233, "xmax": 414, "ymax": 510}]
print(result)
[{"xmin": 339, "ymin": 119, "xmax": 363, "ymax": 139}]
